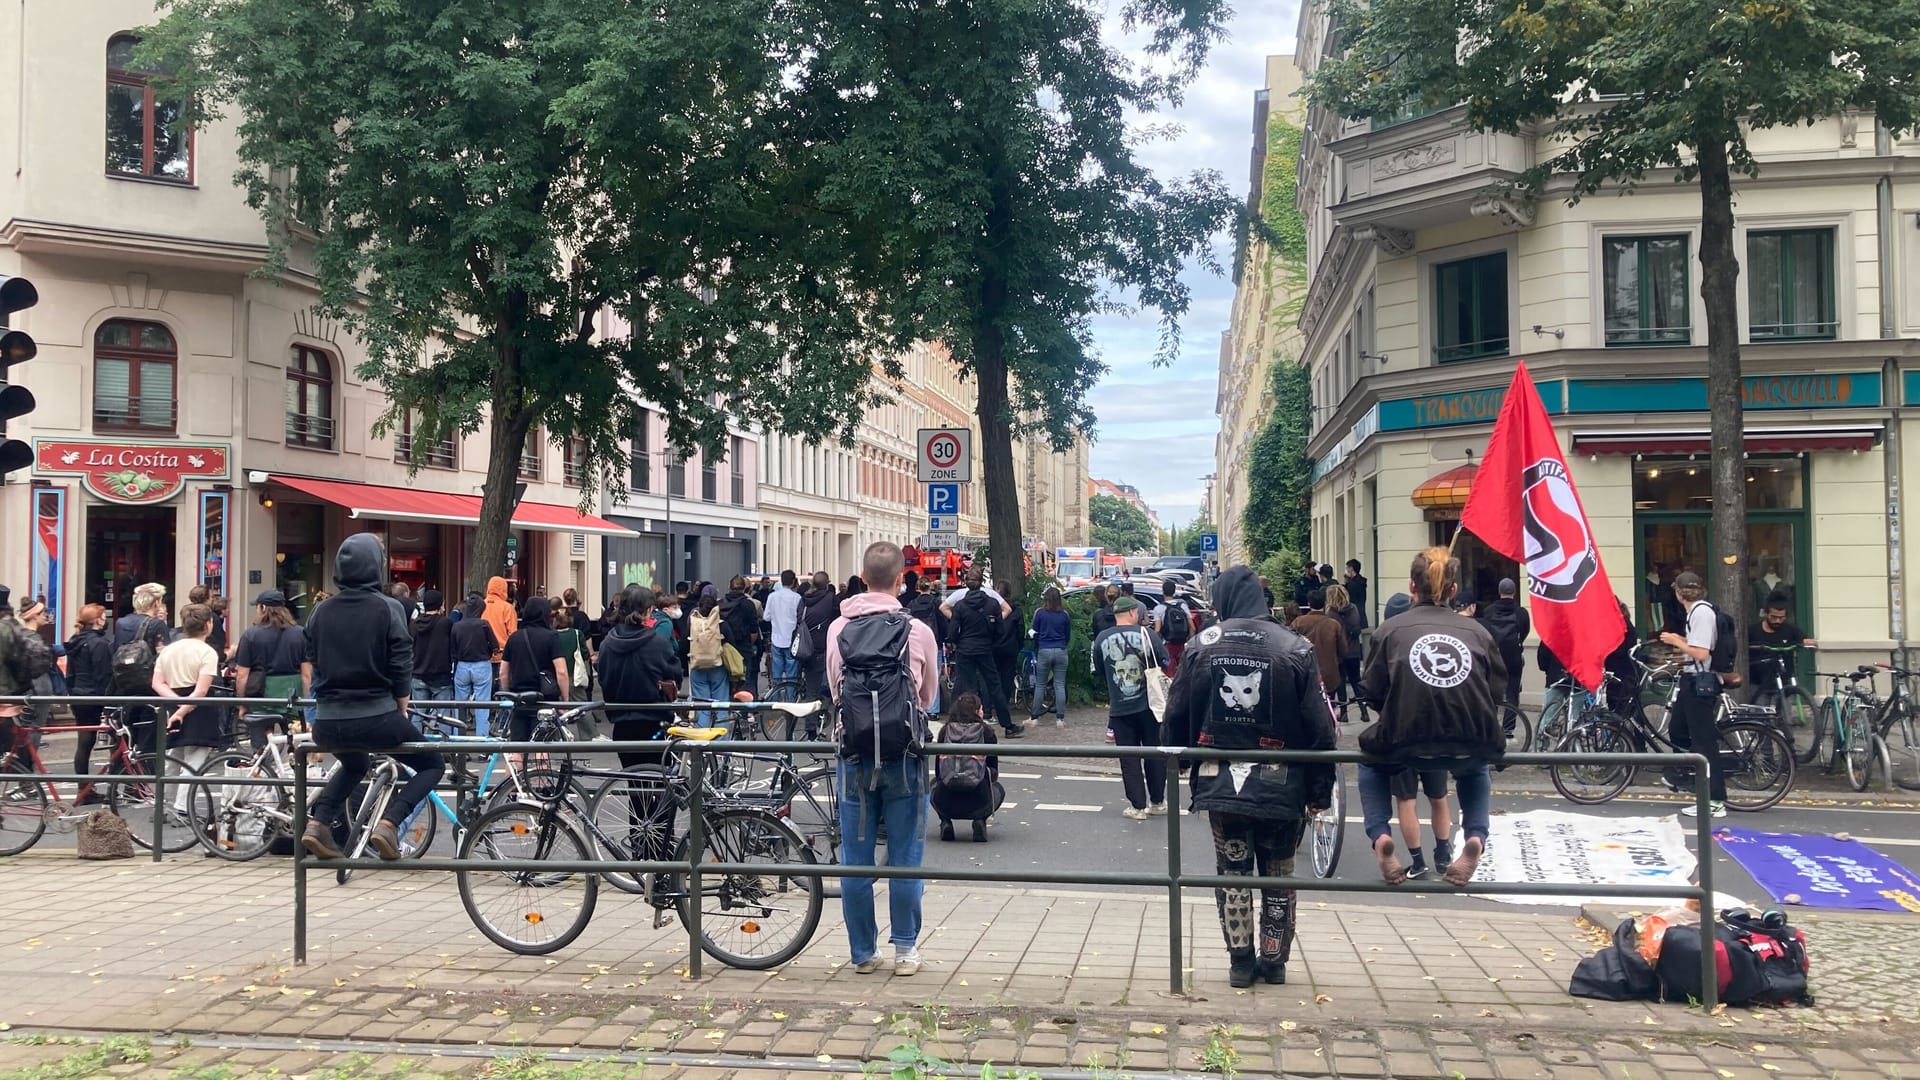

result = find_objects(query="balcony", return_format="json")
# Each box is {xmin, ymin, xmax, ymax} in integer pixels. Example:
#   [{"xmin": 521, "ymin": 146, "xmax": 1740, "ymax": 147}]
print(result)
[
  {"xmin": 395, "ymin": 433, "xmax": 455, "ymax": 470},
  {"xmin": 1325, "ymin": 106, "xmax": 1534, "ymax": 236},
  {"xmin": 285, "ymin": 413, "xmax": 335, "ymax": 450},
  {"xmin": 517, "ymin": 452, "xmax": 542, "ymax": 482}
]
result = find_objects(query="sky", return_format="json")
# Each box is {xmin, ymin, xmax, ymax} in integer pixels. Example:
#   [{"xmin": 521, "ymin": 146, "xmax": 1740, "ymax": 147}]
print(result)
[{"xmin": 1085, "ymin": 0, "xmax": 1297, "ymax": 531}]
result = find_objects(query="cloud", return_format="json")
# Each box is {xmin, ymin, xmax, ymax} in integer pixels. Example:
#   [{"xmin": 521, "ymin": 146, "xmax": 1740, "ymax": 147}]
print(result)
[{"xmin": 1087, "ymin": 2, "xmax": 1298, "ymax": 529}]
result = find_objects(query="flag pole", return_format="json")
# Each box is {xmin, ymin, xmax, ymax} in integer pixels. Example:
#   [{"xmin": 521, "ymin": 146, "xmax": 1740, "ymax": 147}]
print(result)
[{"xmin": 1448, "ymin": 449, "xmax": 1477, "ymax": 556}]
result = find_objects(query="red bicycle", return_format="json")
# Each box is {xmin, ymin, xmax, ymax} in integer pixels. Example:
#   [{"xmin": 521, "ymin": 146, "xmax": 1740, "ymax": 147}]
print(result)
[{"xmin": 0, "ymin": 707, "xmax": 204, "ymax": 855}]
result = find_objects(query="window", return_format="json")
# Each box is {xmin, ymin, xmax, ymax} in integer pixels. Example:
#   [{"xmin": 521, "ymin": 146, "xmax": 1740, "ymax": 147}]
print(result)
[
  {"xmin": 730, "ymin": 435, "xmax": 746, "ymax": 505},
  {"xmin": 701, "ymin": 452, "xmax": 718, "ymax": 502},
  {"xmin": 628, "ymin": 413, "xmax": 651, "ymax": 492},
  {"xmin": 668, "ymin": 453, "xmax": 687, "ymax": 498},
  {"xmin": 105, "ymin": 36, "xmax": 191, "ymax": 182},
  {"xmin": 93, "ymin": 319, "xmax": 177, "ymax": 432},
  {"xmin": 1748, "ymin": 229, "xmax": 1836, "ymax": 340},
  {"xmin": 1433, "ymin": 252, "xmax": 1508, "ymax": 363},
  {"xmin": 518, "ymin": 428, "xmax": 543, "ymax": 481},
  {"xmin": 1603, "ymin": 235, "xmax": 1690, "ymax": 345},
  {"xmin": 395, "ymin": 411, "xmax": 455, "ymax": 469},
  {"xmin": 284, "ymin": 346, "xmax": 335, "ymax": 448},
  {"xmin": 562, "ymin": 437, "xmax": 587, "ymax": 486}
]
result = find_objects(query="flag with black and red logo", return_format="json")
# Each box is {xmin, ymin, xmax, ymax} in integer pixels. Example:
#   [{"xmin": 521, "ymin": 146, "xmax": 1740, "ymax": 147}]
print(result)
[{"xmin": 1460, "ymin": 362, "xmax": 1625, "ymax": 689}]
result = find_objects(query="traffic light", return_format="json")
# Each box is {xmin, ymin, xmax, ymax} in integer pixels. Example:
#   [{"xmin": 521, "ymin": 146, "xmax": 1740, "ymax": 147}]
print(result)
[{"xmin": 0, "ymin": 274, "xmax": 37, "ymax": 478}]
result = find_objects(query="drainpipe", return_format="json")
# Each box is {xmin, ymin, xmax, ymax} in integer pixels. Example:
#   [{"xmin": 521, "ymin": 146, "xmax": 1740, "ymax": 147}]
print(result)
[{"xmin": 1876, "ymin": 119, "xmax": 1905, "ymax": 662}]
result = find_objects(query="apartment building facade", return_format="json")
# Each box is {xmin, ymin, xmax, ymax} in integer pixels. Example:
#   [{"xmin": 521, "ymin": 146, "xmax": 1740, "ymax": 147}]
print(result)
[{"xmin": 1294, "ymin": 1, "xmax": 1920, "ymax": 670}]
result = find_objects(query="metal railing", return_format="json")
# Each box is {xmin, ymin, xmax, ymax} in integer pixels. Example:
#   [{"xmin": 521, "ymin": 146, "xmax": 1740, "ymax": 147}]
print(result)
[{"xmin": 0, "ymin": 694, "xmax": 1724, "ymax": 1009}]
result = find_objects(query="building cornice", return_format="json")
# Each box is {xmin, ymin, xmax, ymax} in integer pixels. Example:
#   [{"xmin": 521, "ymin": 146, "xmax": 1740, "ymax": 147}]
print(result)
[{"xmin": 3, "ymin": 217, "xmax": 273, "ymax": 276}]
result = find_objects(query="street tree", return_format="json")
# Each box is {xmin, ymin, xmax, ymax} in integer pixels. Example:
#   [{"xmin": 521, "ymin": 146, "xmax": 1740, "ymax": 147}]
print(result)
[
  {"xmin": 143, "ymin": 0, "xmax": 898, "ymax": 595},
  {"xmin": 1243, "ymin": 357, "xmax": 1311, "ymax": 560},
  {"xmin": 794, "ymin": 0, "xmax": 1242, "ymax": 596},
  {"xmin": 1307, "ymin": 0, "xmax": 1920, "ymax": 658},
  {"xmin": 1183, "ymin": 504, "xmax": 1218, "ymax": 557},
  {"xmin": 1092, "ymin": 494, "xmax": 1158, "ymax": 556}
]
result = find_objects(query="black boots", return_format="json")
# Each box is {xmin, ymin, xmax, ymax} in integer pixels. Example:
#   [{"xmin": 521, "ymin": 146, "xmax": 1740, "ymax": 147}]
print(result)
[
  {"xmin": 939, "ymin": 819, "xmax": 956, "ymax": 842},
  {"xmin": 973, "ymin": 819, "xmax": 989, "ymax": 842},
  {"xmin": 1228, "ymin": 951, "xmax": 1258, "ymax": 989},
  {"xmin": 1257, "ymin": 957, "xmax": 1287, "ymax": 984}
]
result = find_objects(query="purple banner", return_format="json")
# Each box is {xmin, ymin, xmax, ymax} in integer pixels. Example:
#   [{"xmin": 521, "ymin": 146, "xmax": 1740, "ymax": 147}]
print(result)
[{"xmin": 1715, "ymin": 827, "xmax": 1920, "ymax": 913}]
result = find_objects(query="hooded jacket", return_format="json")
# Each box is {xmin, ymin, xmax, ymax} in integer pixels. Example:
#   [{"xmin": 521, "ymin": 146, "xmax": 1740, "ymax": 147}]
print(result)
[
  {"xmin": 801, "ymin": 586, "xmax": 840, "ymax": 661},
  {"xmin": 481, "ymin": 576, "xmax": 517, "ymax": 661},
  {"xmin": 1478, "ymin": 597, "xmax": 1531, "ymax": 661},
  {"xmin": 304, "ymin": 534, "xmax": 413, "ymax": 719},
  {"xmin": 64, "ymin": 626, "xmax": 115, "ymax": 696},
  {"xmin": 1162, "ymin": 567, "xmax": 1335, "ymax": 819},
  {"xmin": 719, "ymin": 589, "xmax": 761, "ymax": 651},
  {"xmin": 411, "ymin": 609, "xmax": 455, "ymax": 680},
  {"xmin": 1356, "ymin": 601, "xmax": 1507, "ymax": 761},
  {"xmin": 504, "ymin": 597, "xmax": 560, "ymax": 694},
  {"xmin": 597, "ymin": 618, "xmax": 682, "ymax": 730}
]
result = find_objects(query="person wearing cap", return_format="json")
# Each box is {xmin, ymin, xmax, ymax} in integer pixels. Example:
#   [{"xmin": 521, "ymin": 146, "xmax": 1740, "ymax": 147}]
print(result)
[
  {"xmin": 410, "ymin": 589, "xmax": 455, "ymax": 716},
  {"xmin": 1658, "ymin": 570, "xmax": 1728, "ymax": 818},
  {"xmin": 1091, "ymin": 594, "xmax": 1172, "ymax": 820},
  {"xmin": 232, "ymin": 589, "xmax": 311, "ymax": 752},
  {"xmin": 1477, "ymin": 577, "xmax": 1531, "ymax": 711}
]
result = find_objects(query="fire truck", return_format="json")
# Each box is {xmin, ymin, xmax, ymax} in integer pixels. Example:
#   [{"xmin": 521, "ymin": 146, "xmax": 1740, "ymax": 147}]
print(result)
[{"xmin": 903, "ymin": 545, "xmax": 972, "ymax": 589}]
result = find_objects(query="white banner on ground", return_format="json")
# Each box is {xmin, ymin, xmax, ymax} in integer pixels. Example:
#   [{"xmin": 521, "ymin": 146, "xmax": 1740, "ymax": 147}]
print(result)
[{"xmin": 1472, "ymin": 810, "xmax": 1696, "ymax": 906}]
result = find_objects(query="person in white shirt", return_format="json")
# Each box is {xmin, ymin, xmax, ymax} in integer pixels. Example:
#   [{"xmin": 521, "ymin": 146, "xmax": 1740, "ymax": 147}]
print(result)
[
  {"xmin": 1658, "ymin": 571, "xmax": 1727, "ymax": 818},
  {"xmin": 152, "ymin": 602, "xmax": 224, "ymax": 812},
  {"xmin": 764, "ymin": 570, "xmax": 805, "ymax": 686}
]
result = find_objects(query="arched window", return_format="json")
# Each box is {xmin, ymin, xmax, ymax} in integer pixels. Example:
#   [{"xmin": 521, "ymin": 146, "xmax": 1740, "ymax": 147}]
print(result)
[
  {"xmin": 105, "ymin": 35, "xmax": 192, "ymax": 182},
  {"xmin": 93, "ymin": 319, "xmax": 177, "ymax": 433},
  {"xmin": 285, "ymin": 346, "xmax": 335, "ymax": 449}
]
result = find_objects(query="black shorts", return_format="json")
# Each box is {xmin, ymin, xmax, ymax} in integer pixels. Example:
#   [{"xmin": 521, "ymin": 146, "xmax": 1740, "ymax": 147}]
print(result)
[{"xmin": 1391, "ymin": 767, "xmax": 1449, "ymax": 801}]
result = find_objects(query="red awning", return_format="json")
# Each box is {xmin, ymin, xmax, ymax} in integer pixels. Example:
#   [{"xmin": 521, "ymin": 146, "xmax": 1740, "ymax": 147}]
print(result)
[
  {"xmin": 1570, "ymin": 427, "xmax": 1882, "ymax": 457},
  {"xmin": 270, "ymin": 475, "xmax": 635, "ymax": 537}
]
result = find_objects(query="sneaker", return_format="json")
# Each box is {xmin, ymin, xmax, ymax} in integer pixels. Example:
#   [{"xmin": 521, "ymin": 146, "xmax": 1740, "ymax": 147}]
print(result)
[
  {"xmin": 893, "ymin": 949, "xmax": 922, "ymax": 977},
  {"xmin": 972, "ymin": 819, "xmax": 988, "ymax": 843},
  {"xmin": 1406, "ymin": 857, "xmax": 1430, "ymax": 880},
  {"xmin": 300, "ymin": 820, "xmax": 344, "ymax": 860},
  {"xmin": 852, "ymin": 958, "xmax": 881, "ymax": 975},
  {"xmin": 1055, "ymin": 718, "xmax": 1066, "ymax": 729},
  {"xmin": 939, "ymin": 819, "xmax": 956, "ymax": 842},
  {"xmin": 1122, "ymin": 806, "xmax": 1150, "ymax": 822},
  {"xmin": 1147, "ymin": 802, "xmax": 1169, "ymax": 817},
  {"xmin": 1432, "ymin": 838, "xmax": 1454, "ymax": 870},
  {"xmin": 367, "ymin": 820, "xmax": 403, "ymax": 861},
  {"xmin": 1104, "ymin": 729, "xmax": 1116, "ymax": 744},
  {"xmin": 1679, "ymin": 800, "xmax": 1727, "ymax": 819}
]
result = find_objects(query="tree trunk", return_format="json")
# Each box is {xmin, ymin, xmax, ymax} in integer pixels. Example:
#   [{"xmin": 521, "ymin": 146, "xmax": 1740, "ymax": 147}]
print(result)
[
  {"xmin": 974, "ymin": 343, "xmax": 1026, "ymax": 599},
  {"xmin": 466, "ymin": 306, "xmax": 536, "ymax": 599},
  {"xmin": 1696, "ymin": 135, "xmax": 1748, "ymax": 667}
]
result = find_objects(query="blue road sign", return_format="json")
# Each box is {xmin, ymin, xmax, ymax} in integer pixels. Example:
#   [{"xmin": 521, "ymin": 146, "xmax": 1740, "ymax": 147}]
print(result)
[
  {"xmin": 927, "ymin": 483, "xmax": 960, "ymax": 515},
  {"xmin": 1200, "ymin": 532, "xmax": 1219, "ymax": 553}
]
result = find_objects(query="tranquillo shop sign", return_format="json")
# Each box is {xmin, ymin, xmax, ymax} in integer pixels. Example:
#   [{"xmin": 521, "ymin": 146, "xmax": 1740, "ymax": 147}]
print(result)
[{"xmin": 33, "ymin": 438, "xmax": 231, "ymax": 505}]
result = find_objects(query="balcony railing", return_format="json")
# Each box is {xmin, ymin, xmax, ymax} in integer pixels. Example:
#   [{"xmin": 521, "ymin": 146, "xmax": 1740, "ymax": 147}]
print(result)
[
  {"xmin": 517, "ymin": 452, "xmax": 542, "ymax": 481},
  {"xmin": 1750, "ymin": 319, "xmax": 1838, "ymax": 342},
  {"xmin": 395, "ymin": 433, "xmax": 456, "ymax": 469},
  {"xmin": 563, "ymin": 459, "xmax": 585, "ymax": 486},
  {"xmin": 285, "ymin": 413, "xmax": 336, "ymax": 449},
  {"xmin": 1435, "ymin": 334, "xmax": 1510, "ymax": 365},
  {"xmin": 93, "ymin": 400, "xmax": 175, "ymax": 434},
  {"xmin": 731, "ymin": 474, "xmax": 746, "ymax": 506}
]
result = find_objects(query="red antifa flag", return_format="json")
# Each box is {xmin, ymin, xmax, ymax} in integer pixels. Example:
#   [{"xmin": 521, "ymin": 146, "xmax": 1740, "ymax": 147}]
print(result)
[{"xmin": 1460, "ymin": 362, "xmax": 1625, "ymax": 689}]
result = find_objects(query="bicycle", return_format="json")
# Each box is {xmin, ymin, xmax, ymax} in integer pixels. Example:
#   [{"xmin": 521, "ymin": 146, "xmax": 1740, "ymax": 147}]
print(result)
[
  {"xmin": 1, "ymin": 705, "xmax": 204, "ymax": 856},
  {"xmin": 1873, "ymin": 663, "xmax": 1920, "ymax": 791},
  {"xmin": 1310, "ymin": 762, "xmax": 1345, "ymax": 878},
  {"xmin": 1810, "ymin": 668, "xmax": 1888, "ymax": 791},
  {"xmin": 1549, "ymin": 667, "xmax": 1795, "ymax": 811},
  {"xmin": 1499, "ymin": 701, "xmax": 1533, "ymax": 757},
  {"xmin": 457, "ymin": 748, "xmax": 821, "ymax": 966},
  {"xmin": 1748, "ymin": 643, "xmax": 1820, "ymax": 764}
]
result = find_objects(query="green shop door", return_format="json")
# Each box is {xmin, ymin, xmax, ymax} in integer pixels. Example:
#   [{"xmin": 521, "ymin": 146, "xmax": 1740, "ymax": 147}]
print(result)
[{"xmin": 1630, "ymin": 457, "xmax": 1812, "ymax": 640}]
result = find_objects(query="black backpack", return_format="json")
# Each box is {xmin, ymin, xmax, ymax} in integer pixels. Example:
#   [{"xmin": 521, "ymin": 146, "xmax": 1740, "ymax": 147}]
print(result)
[
  {"xmin": 1161, "ymin": 600, "xmax": 1191, "ymax": 644},
  {"xmin": 836, "ymin": 612, "xmax": 926, "ymax": 764},
  {"xmin": 111, "ymin": 617, "xmax": 165, "ymax": 694},
  {"xmin": 934, "ymin": 718, "xmax": 992, "ymax": 793},
  {"xmin": 1, "ymin": 619, "xmax": 54, "ymax": 689},
  {"xmin": 1695, "ymin": 601, "xmax": 1739, "ymax": 678}
]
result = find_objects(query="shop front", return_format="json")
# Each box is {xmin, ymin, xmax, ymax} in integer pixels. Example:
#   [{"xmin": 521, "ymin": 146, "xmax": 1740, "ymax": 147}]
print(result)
[{"xmin": 604, "ymin": 515, "xmax": 758, "ymax": 598}]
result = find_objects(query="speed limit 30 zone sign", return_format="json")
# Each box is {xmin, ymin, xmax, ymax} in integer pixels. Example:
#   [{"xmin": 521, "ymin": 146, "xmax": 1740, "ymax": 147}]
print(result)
[{"xmin": 917, "ymin": 428, "xmax": 972, "ymax": 483}]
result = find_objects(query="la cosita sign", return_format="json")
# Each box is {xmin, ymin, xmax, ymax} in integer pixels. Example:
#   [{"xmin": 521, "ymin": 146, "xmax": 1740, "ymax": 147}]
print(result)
[{"xmin": 33, "ymin": 438, "xmax": 231, "ymax": 505}]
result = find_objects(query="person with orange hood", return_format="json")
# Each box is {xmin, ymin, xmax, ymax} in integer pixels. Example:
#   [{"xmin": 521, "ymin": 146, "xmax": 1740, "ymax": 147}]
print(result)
[{"xmin": 482, "ymin": 576, "xmax": 517, "ymax": 669}]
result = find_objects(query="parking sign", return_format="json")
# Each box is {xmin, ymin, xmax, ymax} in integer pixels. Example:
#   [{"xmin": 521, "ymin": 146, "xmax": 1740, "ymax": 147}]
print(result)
[
  {"xmin": 927, "ymin": 483, "xmax": 960, "ymax": 515},
  {"xmin": 1200, "ymin": 533, "xmax": 1218, "ymax": 553}
]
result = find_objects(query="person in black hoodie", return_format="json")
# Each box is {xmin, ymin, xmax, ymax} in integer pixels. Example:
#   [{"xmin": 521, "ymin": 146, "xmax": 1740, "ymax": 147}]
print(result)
[
  {"xmin": 300, "ymin": 534, "xmax": 442, "ymax": 862},
  {"xmin": 719, "ymin": 575, "xmax": 762, "ymax": 696},
  {"xmin": 1477, "ymin": 577, "xmax": 1531, "ymax": 710},
  {"xmin": 597, "ymin": 583, "xmax": 683, "ymax": 761},
  {"xmin": 798, "ymin": 571, "xmax": 840, "ymax": 702},
  {"xmin": 501, "ymin": 595, "xmax": 569, "ymax": 741},
  {"xmin": 64, "ymin": 604, "xmax": 115, "ymax": 804},
  {"xmin": 1162, "ymin": 566, "xmax": 1335, "ymax": 989},
  {"xmin": 410, "ymin": 589, "xmax": 455, "ymax": 714},
  {"xmin": 1355, "ymin": 547, "xmax": 1506, "ymax": 887}
]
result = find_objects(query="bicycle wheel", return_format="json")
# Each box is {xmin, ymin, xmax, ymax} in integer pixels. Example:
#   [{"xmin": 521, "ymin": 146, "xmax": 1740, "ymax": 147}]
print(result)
[
  {"xmin": 112, "ymin": 753, "xmax": 204, "ymax": 853},
  {"xmin": 396, "ymin": 797, "xmax": 439, "ymax": 859},
  {"xmin": 679, "ymin": 808, "xmax": 821, "ymax": 971},
  {"xmin": 782, "ymin": 764, "xmax": 841, "ymax": 898},
  {"xmin": 1887, "ymin": 717, "xmax": 1920, "ymax": 791},
  {"xmin": 0, "ymin": 759, "xmax": 48, "ymax": 857},
  {"xmin": 1781, "ymin": 688, "xmax": 1820, "ymax": 765},
  {"xmin": 585, "ymin": 767, "xmax": 679, "ymax": 896},
  {"xmin": 1310, "ymin": 763, "xmax": 1346, "ymax": 879},
  {"xmin": 1500, "ymin": 704, "xmax": 1532, "ymax": 757},
  {"xmin": 337, "ymin": 770, "xmax": 393, "ymax": 884},
  {"xmin": 1844, "ymin": 706, "xmax": 1878, "ymax": 791},
  {"xmin": 1718, "ymin": 720, "xmax": 1795, "ymax": 812},
  {"xmin": 1548, "ymin": 721, "xmax": 1635, "ymax": 804},
  {"xmin": 1807, "ymin": 698, "xmax": 1837, "ymax": 770},
  {"xmin": 1534, "ymin": 696, "xmax": 1569, "ymax": 754},
  {"xmin": 457, "ymin": 802, "xmax": 599, "ymax": 955},
  {"xmin": 190, "ymin": 751, "xmax": 290, "ymax": 862}
]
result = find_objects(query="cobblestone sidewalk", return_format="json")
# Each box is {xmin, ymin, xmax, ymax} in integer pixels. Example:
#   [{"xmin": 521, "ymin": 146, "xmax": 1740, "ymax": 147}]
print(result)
[{"xmin": 0, "ymin": 858, "xmax": 1915, "ymax": 1078}]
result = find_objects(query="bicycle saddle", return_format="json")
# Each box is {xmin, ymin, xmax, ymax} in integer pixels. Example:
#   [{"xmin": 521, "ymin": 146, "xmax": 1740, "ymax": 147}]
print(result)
[
  {"xmin": 497, "ymin": 690, "xmax": 547, "ymax": 705},
  {"xmin": 666, "ymin": 726, "xmax": 730, "ymax": 741},
  {"xmin": 768, "ymin": 701, "xmax": 824, "ymax": 717}
]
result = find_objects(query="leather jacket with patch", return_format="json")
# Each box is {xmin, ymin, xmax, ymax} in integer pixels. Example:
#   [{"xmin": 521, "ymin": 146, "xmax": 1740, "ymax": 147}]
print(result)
[{"xmin": 1356, "ymin": 601, "xmax": 1507, "ymax": 762}]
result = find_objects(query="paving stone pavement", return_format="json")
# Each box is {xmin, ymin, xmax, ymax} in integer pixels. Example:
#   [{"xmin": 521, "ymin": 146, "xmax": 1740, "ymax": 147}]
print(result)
[{"xmin": 0, "ymin": 855, "xmax": 1915, "ymax": 1078}]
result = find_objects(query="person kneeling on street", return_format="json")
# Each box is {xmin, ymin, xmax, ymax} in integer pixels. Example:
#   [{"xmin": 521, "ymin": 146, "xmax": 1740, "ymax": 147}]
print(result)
[
  {"xmin": 1354, "ymin": 547, "xmax": 1506, "ymax": 887},
  {"xmin": 931, "ymin": 691, "xmax": 1004, "ymax": 843},
  {"xmin": 299, "ymin": 534, "xmax": 444, "ymax": 861},
  {"xmin": 1163, "ymin": 566, "xmax": 1336, "ymax": 990}
]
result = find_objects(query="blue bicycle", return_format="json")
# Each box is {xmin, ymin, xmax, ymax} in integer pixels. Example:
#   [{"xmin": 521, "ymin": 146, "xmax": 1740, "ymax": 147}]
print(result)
[{"xmin": 384, "ymin": 701, "xmax": 591, "ymax": 861}]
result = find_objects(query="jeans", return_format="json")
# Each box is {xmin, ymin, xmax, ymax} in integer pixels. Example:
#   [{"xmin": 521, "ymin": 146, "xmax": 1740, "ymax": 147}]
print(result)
[
  {"xmin": 838, "ymin": 757, "xmax": 928, "ymax": 963},
  {"xmin": 453, "ymin": 661, "xmax": 493, "ymax": 737},
  {"xmin": 1031, "ymin": 648, "xmax": 1069, "ymax": 720},
  {"xmin": 308, "ymin": 709, "xmax": 446, "ymax": 830},
  {"xmin": 1359, "ymin": 760, "xmax": 1490, "ymax": 843},
  {"xmin": 955, "ymin": 655, "xmax": 1012, "ymax": 732},
  {"xmin": 411, "ymin": 677, "xmax": 454, "ymax": 720},
  {"xmin": 770, "ymin": 645, "xmax": 798, "ymax": 684},
  {"xmin": 690, "ymin": 666, "xmax": 731, "ymax": 726},
  {"xmin": 1209, "ymin": 813, "xmax": 1304, "ymax": 960},
  {"xmin": 1110, "ymin": 709, "xmax": 1166, "ymax": 809}
]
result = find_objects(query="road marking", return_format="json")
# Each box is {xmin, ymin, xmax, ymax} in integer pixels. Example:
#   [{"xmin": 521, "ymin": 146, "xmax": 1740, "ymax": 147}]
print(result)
[
  {"xmin": 997, "ymin": 772, "xmax": 1043, "ymax": 780},
  {"xmin": 1052, "ymin": 775, "xmax": 1121, "ymax": 783},
  {"xmin": 1033, "ymin": 803, "xmax": 1105, "ymax": 813},
  {"xmin": 1001, "ymin": 803, "xmax": 1019, "ymax": 810}
]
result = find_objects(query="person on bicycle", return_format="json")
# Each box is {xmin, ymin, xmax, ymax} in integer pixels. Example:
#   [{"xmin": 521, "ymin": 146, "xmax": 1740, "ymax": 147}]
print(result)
[
  {"xmin": 1162, "ymin": 565, "xmax": 1334, "ymax": 989},
  {"xmin": 1660, "ymin": 571, "xmax": 1728, "ymax": 818},
  {"xmin": 300, "ymin": 534, "xmax": 443, "ymax": 862},
  {"xmin": 1748, "ymin": 592, "xmax": 1814, "ymax": 690},
  {"xmin": 1356, "ymin": 547, "xmax": 1506, "ymax": 886}
]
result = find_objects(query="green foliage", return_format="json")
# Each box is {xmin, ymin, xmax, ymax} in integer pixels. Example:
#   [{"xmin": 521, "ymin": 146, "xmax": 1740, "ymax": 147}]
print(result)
[
  {"xmin": 1242, "ymin": 358, "xmax": 1312, "ymax": 560},
  {"xmin": 1259, "ymin": 117, "xmax": 1307, "ymax": 264},
  {"xmin": 1199, "ymin": 1025, "xmax": 1241, "ymax": 1077},
  {"xmin": 1064, "ymin": 588, "xmax": 1107, "ymax": 705},
  {"xmin": 1092, "ymin": 494, "xmax": 1158, "ymax": 555},
  {"xmin": 0, "ymin": 1037, "xmax": 151, "ymax": 1080}
]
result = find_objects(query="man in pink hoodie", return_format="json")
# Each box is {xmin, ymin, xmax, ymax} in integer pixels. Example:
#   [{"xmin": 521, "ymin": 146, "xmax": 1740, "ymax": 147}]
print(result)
[{"xmin": 825, "ymin": 541, "xmax": 940, "ymax": 977}]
